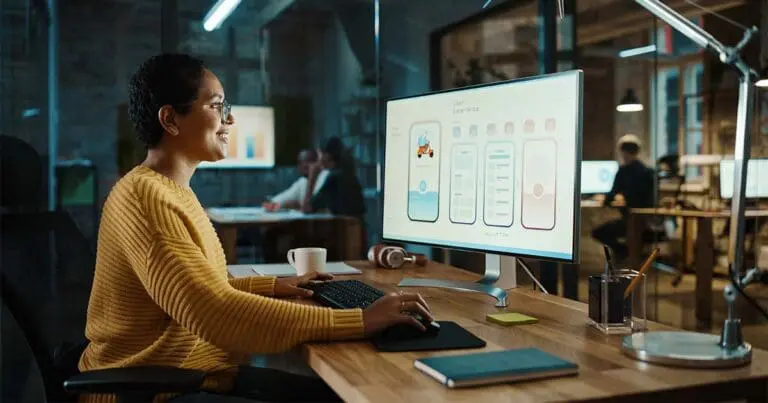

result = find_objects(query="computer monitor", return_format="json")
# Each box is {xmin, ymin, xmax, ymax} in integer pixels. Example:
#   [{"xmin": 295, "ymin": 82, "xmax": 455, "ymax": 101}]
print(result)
[
  {"xmin": 719, "ymin": 158, "xmax": 768, "ymax": 199},
  {"xmin": 383, "ymin": 70, "xmax": 583, "ymax": 266},
  {"xmin": 199, "ymin": 105, "xmax": 275, "ymax": 169},
  {"xmin": 580, "ymin": 161, "xmax": 618, "ymax": 195}
]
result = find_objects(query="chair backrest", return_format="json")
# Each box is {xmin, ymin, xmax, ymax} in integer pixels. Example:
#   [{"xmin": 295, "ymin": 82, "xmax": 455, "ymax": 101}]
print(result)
[
  {"xmin": 0, "ymin": 135, "xmax": 46, "ymax": 211},
  {"xmin": 1, "ymin": 211, "xmax": 96, "ymax": 402},
  {"xmin": 0, "ymin": 293, "xmax": 49, "ymax": 402}
]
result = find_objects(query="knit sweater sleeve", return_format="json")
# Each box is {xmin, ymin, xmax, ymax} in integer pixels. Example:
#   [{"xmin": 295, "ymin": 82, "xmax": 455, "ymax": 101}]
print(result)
[
  {"xmin": 130, "ymin": 198, "xmax": 364, "ymax": 355},
  {"xmin": 228, "ymin": 276, "xmax": 276, "ymax": 296}
]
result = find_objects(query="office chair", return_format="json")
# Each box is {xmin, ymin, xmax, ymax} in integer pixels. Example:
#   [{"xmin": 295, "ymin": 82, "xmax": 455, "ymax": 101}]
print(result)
[
  {"xmin": 1, "ymin": 212, "xmax": 208, "ymax": 402},
  {"xmin": 1, "ymin": 272, "xmax": 205, "ymax": 402}
]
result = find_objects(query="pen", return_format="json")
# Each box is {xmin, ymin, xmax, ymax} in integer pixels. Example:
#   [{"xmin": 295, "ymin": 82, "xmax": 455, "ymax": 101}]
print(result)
[
  {"xmin": 603, "ymin": 245, "xmax": 615, "ymax": 275},
  {"xmin": 624, "ymin": 248, "xmax": 659, "ymax": 299}
]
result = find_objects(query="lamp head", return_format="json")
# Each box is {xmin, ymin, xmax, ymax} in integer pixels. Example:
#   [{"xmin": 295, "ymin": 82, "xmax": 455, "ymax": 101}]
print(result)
[{"xmin": 617, "ymin": 89, "xmax": 644, "ymax": 112}]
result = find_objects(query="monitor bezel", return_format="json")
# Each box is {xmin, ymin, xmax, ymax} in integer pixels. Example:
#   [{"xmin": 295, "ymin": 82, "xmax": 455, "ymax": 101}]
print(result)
[
  {"xmin": 381, "ymin": 70, "xmax": 583, "ymax": 264},
  {"xmin": 580, "ymin": 160, "xmax": 619, "ymax": 196}
]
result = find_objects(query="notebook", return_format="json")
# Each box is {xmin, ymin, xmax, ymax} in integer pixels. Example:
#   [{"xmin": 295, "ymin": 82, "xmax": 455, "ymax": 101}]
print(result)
[{"xmin": 414, "ymin": 348, "xmax": 578, "ymax": 388}]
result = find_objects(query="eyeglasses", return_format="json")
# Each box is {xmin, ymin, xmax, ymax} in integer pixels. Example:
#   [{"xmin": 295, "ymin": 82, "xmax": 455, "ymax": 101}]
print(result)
[{"xmin": 212, "ymin": 99, "xmax": 232, "ymax": 124}]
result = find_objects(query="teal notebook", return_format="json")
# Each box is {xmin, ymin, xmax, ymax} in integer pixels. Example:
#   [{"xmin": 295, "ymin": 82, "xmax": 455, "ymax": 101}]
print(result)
[{"xmin": 414, "ymin": 348, "xmax": 578, "ymax": 388}]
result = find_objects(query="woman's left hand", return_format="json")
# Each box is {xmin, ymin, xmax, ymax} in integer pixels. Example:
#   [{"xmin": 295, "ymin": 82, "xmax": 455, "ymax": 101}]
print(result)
[{"xmin": 274, "ymin": 271, "xmax": 334, "ymax": 298}]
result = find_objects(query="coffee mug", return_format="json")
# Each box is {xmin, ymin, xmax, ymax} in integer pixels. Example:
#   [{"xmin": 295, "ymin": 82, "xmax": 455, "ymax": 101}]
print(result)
[{"xmin": 287, "ymin": 247, "xmax": 327, "ymax": 275}]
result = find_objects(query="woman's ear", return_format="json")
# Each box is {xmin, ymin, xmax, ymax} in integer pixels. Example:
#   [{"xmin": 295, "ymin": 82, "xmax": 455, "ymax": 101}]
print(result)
[{"xmin": 158, "ymin": 105, "xmax": 180, "ymax": 137}]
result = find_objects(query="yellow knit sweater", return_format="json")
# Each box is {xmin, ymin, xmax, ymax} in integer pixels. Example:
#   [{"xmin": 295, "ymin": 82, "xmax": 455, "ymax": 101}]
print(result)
[{"xmin": 79, "ymin": 165, "xmax": 364, "ymax": 402}]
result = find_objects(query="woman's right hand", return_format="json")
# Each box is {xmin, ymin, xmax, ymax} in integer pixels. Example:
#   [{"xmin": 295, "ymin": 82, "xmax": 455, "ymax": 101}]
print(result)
[
  {"xmin": 362, "ymin": 292, "xmax": 433, "ymax": 337},
  {"xmin": 262, "ymin": 201, "xmax": 280, "ymax": 212}
]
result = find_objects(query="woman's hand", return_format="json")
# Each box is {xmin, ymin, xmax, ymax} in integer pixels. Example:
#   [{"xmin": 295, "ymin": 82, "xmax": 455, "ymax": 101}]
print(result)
[
  {"xmin": 362, "ymin": 292, "xmax": 433, "ymax": 337},
  {"xmin": 262, "ymin": 201, "xmax": 281, "ymax": 212},
  {"xmin": 274, "ymin": 272, "xmax": 334, "ymax": 298}
]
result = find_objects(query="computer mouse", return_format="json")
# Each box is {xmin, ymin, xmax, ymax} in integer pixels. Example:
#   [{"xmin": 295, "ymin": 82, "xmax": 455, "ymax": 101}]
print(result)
[{"xmin": 418, "ymin": 316, "xmax": 441, "ymax": 334}]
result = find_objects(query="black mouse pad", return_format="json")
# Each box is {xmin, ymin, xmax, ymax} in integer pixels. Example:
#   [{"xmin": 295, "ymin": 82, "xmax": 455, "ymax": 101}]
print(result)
[{"xmin": 372, "ymin": 321, "xmax": 486, "ymax": 352}]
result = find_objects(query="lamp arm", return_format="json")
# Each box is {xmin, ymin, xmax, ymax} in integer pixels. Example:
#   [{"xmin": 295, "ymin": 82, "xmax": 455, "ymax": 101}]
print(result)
[{"xmin": 634, "ymin": 0, "xmax": 758, "ymax": 278}]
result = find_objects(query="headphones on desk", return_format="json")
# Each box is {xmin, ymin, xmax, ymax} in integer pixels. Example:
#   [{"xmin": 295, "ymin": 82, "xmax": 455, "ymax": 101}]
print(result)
[{"xmin": 367, "ymin": 244, "xmax": 428, "ymax": 269}]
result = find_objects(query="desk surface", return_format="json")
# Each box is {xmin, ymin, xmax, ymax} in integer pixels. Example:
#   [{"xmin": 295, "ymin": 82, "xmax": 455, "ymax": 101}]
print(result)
[
  {"xmin": 630, "ymin": 207, "xmax": 768, "ymax": 218},
  {"xmin": 301, "ymin": 262, "xmax": 768, "ymax": 402}
]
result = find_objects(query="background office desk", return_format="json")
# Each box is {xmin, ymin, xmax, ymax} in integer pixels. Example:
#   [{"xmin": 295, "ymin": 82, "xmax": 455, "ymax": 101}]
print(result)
[
  {"xmin": 207, "ymin": 207, "xmax": 362, "ymax": 263},
  {"xmin": 293, "ymin": 262, "xmax": 768, "ymax": 403},
  {"xmin": 627, "ymin": 208, "xmax": 768, "ymax": 330}
]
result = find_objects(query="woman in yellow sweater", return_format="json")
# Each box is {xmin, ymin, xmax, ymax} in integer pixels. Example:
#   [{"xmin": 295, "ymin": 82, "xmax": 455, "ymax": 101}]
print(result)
[{"xmin": 79, "ymin": 54, "xmax": 432, "ymax": 402}]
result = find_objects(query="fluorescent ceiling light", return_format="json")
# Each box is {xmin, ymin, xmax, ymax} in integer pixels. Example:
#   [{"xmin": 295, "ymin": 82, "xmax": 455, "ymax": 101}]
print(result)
[
  {"xmin": 203, "ymin": 0, "xmax": 241, "ymax": 32},
  {"xmin": 618, "ymin": 44, "xmax": 657, "ymax": 58}
]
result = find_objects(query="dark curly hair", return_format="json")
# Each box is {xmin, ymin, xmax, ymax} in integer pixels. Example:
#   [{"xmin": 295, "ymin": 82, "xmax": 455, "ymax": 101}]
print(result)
[{"xmin": 128, "ymin": 53, "xmax": 207, "ymax": 148}]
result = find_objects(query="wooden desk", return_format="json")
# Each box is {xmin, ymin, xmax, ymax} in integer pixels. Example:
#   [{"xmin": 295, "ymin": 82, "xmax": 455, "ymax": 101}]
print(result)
[
  {"xmin": 207, "ymin": 207, "xmax": 361, "ymax": 263},
  {"xmin": 628, "ymin": 208, "xmax": 768, "ymax": 330},
  {"xmin": 299, "ymin": 262, "xmax": 768, "ymax": 402}
]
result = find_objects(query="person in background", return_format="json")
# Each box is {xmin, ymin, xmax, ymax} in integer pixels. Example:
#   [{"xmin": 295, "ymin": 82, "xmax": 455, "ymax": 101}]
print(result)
[
  {"xmin": 591, "ymin": 134, "xmax": 655, "ymax": 261},
  {"xmin": 302, "ymin": 137, "xmax": 365, "ymax": 218},
  {"xmin": 80, "ymin": 53, "xmax": 432, "ymax": 403},
  {"xmin": 262, "ymin": 149, "xmax": 329, "ymax": 212}
]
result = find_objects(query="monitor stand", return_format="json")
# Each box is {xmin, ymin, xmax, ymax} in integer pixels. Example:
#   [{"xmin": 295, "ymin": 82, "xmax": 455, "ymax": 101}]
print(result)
[{"xmin": 398, "ymin": 254, "xmax": 513, "ymax": 307}]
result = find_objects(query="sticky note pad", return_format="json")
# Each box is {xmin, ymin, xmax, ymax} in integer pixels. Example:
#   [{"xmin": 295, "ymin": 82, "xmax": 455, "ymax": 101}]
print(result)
[{"xmin": 486, "ymin": 312, "xmax": 538, "ymax": 326}]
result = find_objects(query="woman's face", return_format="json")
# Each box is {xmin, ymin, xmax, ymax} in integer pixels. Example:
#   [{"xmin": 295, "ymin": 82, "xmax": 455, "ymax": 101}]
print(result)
[
  {"xmin": 320, "ymin": 152, "xmax": 335, "ymax": 169},
  {"xmin": 173, "ymin": 69, "xmax": 234, "ymax": 162}
]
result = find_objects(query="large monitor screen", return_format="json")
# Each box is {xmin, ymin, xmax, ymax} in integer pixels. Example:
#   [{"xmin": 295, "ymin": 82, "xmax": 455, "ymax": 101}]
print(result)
[
  {"xmin": 720, "ymin": 159, "xmax": 768, "ymax": 198},
  {"xmin": 199, "ymin": 105, "xmax": 275, "ymax": 168},
  {"xmin": 383, "ymin": 71, "xmax": 583, "ymax": 262},
  {"xmin": 581, "ymin": 161, "xmax": 618, "ymax": 195}
]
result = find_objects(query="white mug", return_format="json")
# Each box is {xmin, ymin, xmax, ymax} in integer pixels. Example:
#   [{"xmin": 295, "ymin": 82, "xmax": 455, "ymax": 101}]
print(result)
[{"xmin": 287, "ymin": 247, "xmax": 327, "ymax": 275}]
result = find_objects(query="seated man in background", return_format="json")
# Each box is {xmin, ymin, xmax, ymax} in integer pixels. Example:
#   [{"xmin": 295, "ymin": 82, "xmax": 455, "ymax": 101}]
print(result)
[
  {"xmin": 592, "ymin": 134, "xmax": 655, "ymax": 261},
  {"xmin": 263, "ymin": 149, "xmax": 329, "ymax": 211}
]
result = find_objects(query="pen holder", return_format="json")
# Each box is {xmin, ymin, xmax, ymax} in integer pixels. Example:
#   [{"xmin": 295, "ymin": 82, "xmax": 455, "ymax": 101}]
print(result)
[{"xmin": 588, "ymin": 269, "xmax": 647, "ymax": 335}]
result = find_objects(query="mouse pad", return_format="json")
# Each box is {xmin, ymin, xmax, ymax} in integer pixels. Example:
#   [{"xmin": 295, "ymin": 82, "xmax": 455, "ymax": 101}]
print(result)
[{"xmin": 372, "ymin": 321, "xmax": 486, "ymax": 352}]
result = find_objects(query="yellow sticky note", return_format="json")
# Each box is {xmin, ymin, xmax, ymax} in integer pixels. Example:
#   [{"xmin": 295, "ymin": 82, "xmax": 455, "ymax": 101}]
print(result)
[{"xmin": 486, "ymin": 312, "xmax": 538, "ymax": 326}]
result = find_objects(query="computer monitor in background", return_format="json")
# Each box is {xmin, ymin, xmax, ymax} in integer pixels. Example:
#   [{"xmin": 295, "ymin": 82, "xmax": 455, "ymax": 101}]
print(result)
[
  {"xmin": 199, "ymin": 105, "xmax": 275, "ymax": 169},
  {"xmin": 383, "ymin": 70, "xmax": 583, "ymax": 306},
  {"xmin": 581, "ymin": 161, "xmax": 618, "ymax": 195},
  {"xmin": 720, "ymin": 158, "xmax": 768, "ymax": 199}
]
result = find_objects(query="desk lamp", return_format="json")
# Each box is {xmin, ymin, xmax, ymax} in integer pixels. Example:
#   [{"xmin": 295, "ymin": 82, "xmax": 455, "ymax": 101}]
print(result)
[{"xmin": 616, "ymin": 0, "xmax": 764, "ymax": 368}]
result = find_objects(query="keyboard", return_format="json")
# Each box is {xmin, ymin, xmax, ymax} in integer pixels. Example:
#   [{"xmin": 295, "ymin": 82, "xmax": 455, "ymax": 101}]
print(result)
[{"xmin": 302, "ymin": 280, "xmax": 385, "ymax": 309}]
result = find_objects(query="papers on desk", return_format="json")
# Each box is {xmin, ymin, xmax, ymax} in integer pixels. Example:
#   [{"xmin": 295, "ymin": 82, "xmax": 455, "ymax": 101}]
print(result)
[
  {"xmin": 229, "ymin": 262, "xmax": 362, "ymax": 278},
  {"xmin": 580, "ymin": 199, "xmax": 601, "ymax": 208},
  {"xmin": 206, "ymin": 207, "xmax": 304, "ymax": 222}
]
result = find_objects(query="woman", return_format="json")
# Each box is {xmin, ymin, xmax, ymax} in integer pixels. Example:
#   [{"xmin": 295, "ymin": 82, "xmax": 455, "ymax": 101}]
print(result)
[
  {"xmin": 301, "ymin": 137, "xmax": 365, "ymax": 218},
  {"xmin": 80, "ymin": 54, "xmax": 431, "ymax": 402}
]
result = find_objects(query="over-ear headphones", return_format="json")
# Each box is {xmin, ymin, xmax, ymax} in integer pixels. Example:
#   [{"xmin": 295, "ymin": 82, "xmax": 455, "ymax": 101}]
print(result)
[{"xmin": 367, "ymin": 244, "xmax": 428, "ymax": 269}]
